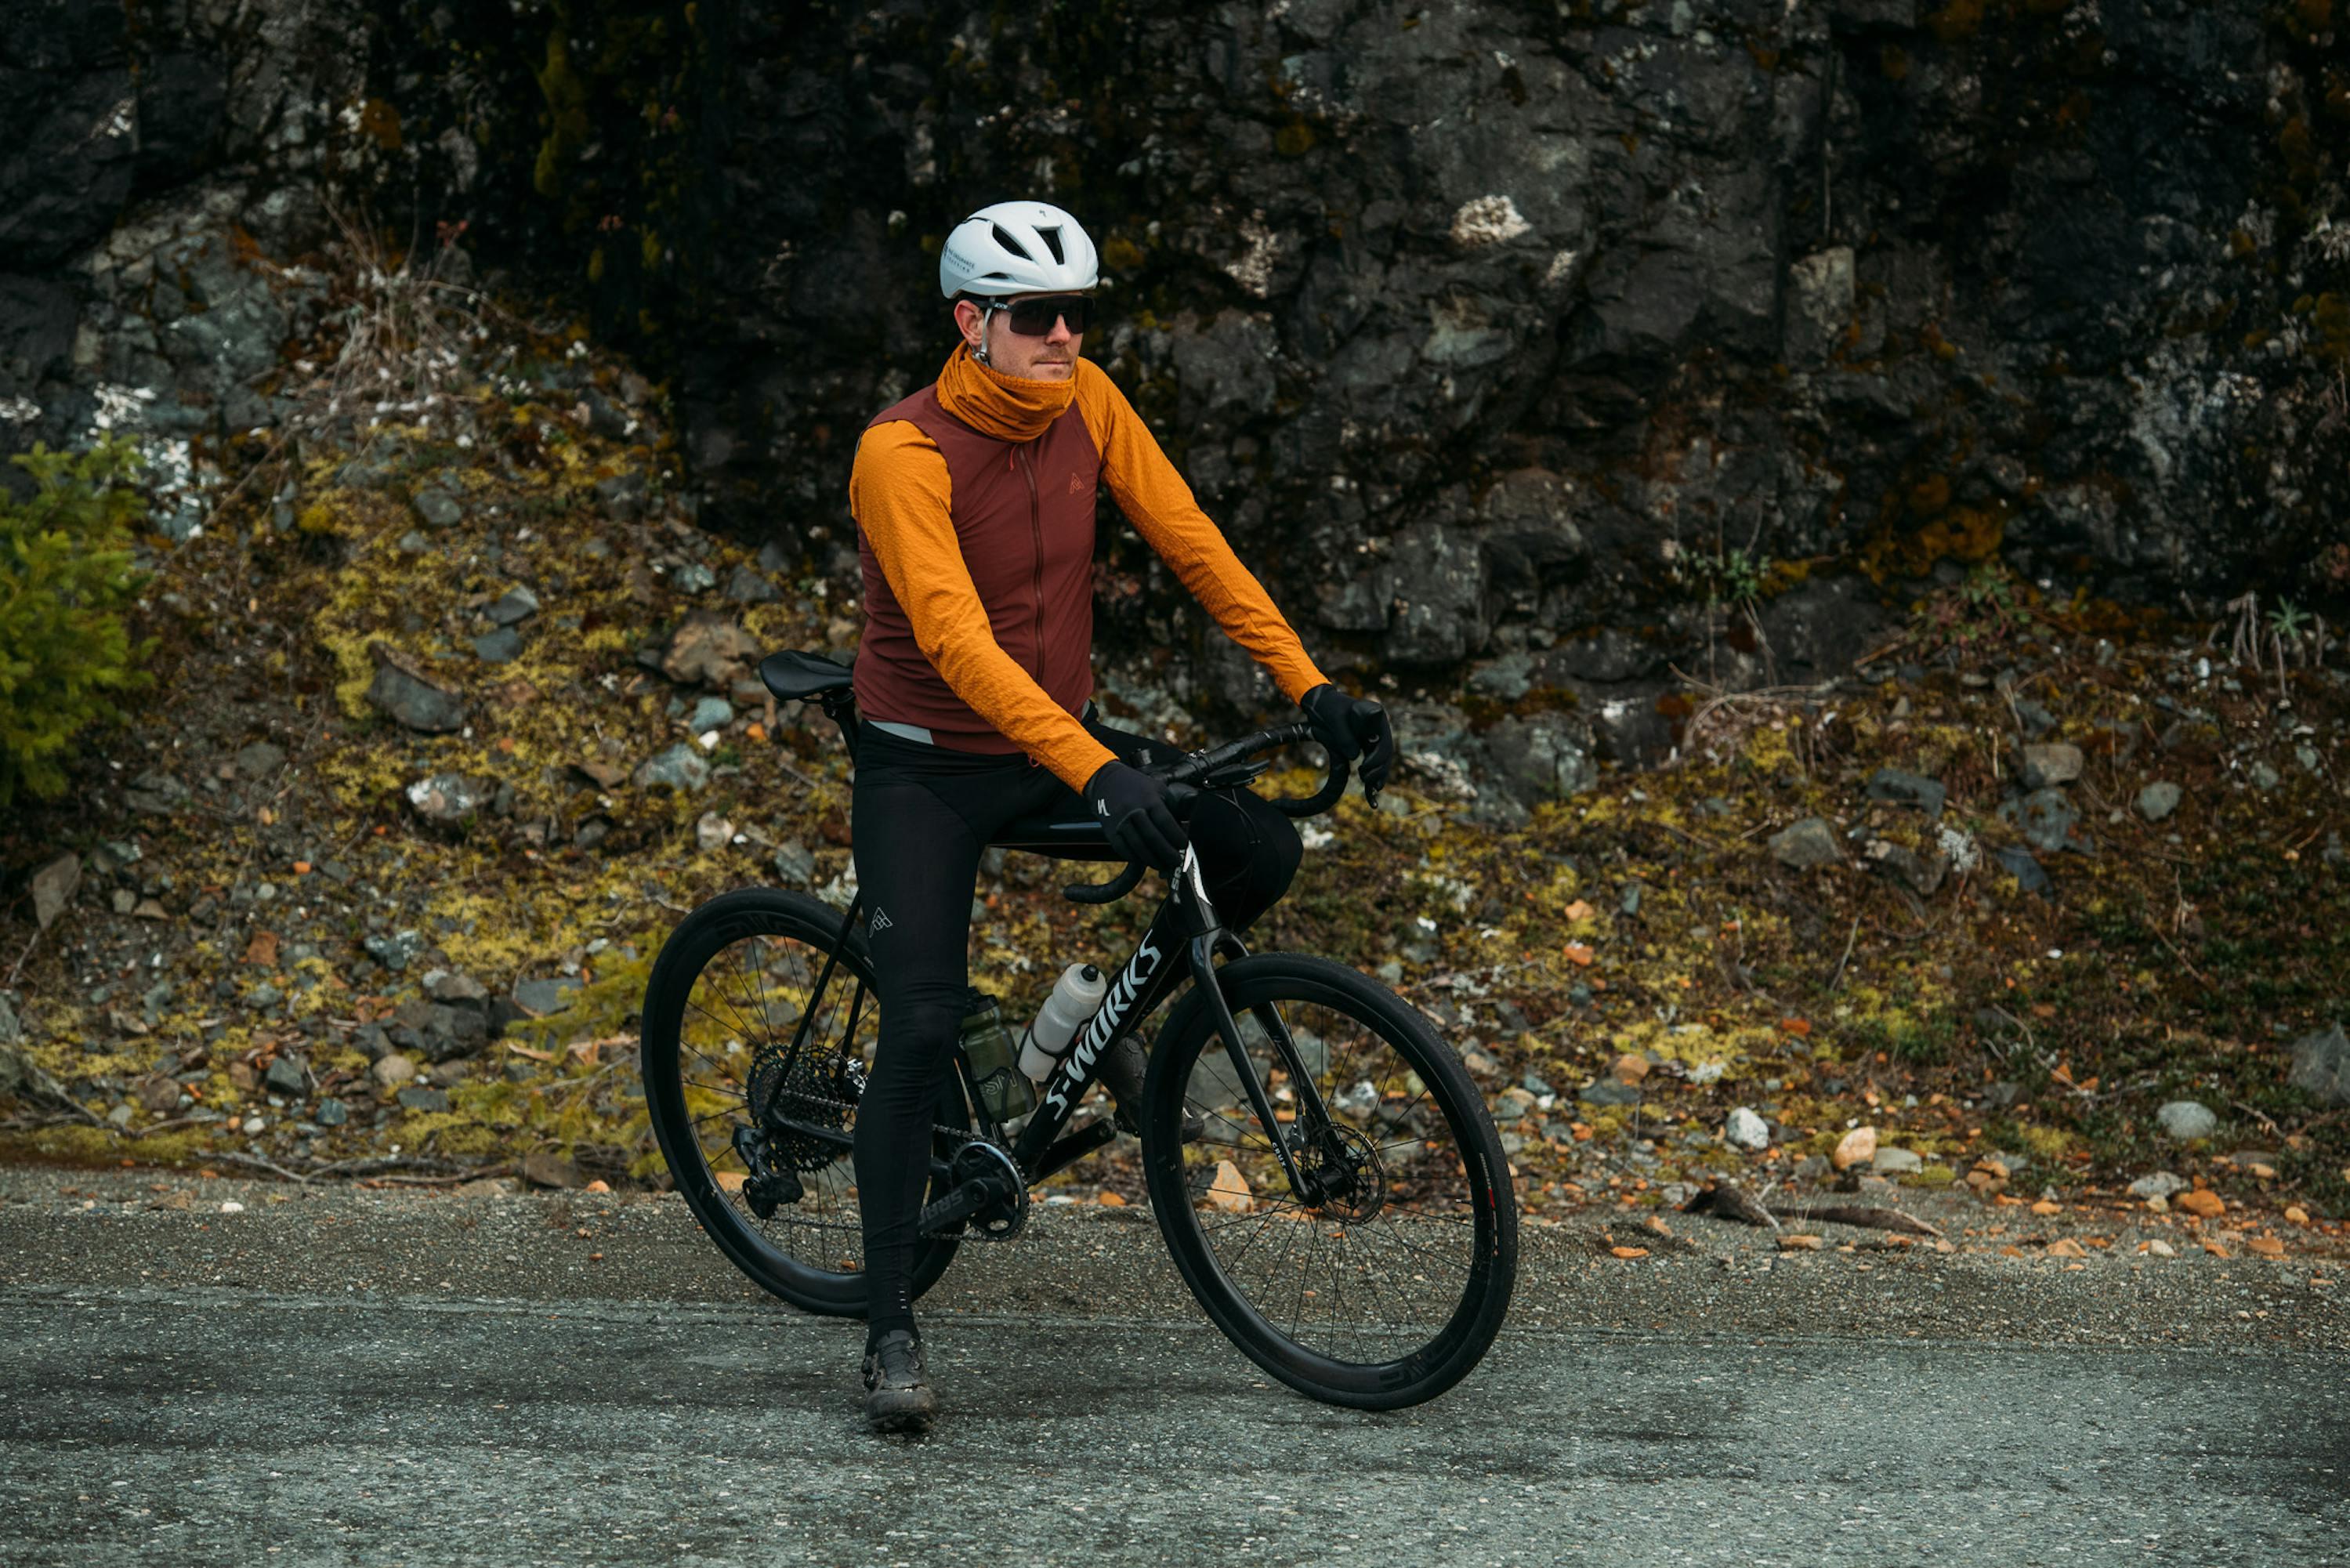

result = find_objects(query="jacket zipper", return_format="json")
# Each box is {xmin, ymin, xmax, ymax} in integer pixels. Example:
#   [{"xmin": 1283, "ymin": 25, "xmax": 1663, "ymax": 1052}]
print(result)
[{"xmin": 1019, "ymin": 443, "xmax": 1045, "ymax": 675}]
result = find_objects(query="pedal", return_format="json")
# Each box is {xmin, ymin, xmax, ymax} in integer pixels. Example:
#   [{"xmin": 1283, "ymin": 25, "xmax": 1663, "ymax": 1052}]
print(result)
[
  {"xmin": 1117, "ymin": 1101, "xmax": 1208, "ymax": 1143},
  {"xmin": 1095, "ymin": 1033, "xmax": 1204, "ymax": 1141},
  {"xmin": 1100, "ymin": 1034, "xmax": 1147, "ymax": 1128}
]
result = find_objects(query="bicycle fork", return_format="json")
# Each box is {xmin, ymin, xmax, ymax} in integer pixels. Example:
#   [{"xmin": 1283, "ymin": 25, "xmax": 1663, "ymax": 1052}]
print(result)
[{"xmin": 1183, "ymin": 932, "xmax": 1349, "ymax": 1207}]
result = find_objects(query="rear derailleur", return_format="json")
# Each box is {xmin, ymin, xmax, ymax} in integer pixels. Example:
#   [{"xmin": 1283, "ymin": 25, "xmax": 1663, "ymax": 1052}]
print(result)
[{"xmin": 731, "ymin": 1124, "xmax": 802, "ymax": 1219}]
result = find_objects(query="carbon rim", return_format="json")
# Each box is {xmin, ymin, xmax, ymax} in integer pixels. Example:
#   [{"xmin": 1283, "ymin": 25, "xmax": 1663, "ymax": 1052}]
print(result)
[
  {"xmin": 657, "ymin": 913, "xmax": 883, "ymax": 1275},
  {"xmin": 1154, "ymin": 968, "xmax": 1505, "ymax": 1388}
]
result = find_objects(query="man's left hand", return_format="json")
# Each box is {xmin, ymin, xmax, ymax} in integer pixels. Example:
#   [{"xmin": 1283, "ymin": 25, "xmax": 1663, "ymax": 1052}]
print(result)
[{"xmin": 1299, "ymin": 683, "xmax": 1396, "ymax": 799}]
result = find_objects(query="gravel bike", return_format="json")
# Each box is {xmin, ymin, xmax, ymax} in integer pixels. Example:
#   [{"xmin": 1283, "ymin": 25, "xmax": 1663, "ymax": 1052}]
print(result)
[{"xmin": 639, "ymin": 650, "xmax": 1517, "ymax": 1409}]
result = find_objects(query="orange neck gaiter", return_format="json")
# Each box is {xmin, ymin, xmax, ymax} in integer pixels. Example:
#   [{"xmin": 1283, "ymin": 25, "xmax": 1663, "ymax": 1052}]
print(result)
[{"xmin": 935, "ymin": 342, "xmax": 1077, "ymax": 444}]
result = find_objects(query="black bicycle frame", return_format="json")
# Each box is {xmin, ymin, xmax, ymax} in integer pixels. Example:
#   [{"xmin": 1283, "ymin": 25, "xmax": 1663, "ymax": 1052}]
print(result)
[
  {"xmin": 1007, "ymin": 852, "xmax": 1219, "ymax": 1175},
  {"xmin": 758, "ymin": 841, "xmax": 1342, "ymax": 1208},
  {"xmin": 748, "ymin": 700, "xmax": 1356, "ymax": 1211},
  {"xmin": 1005, "ymin": 847, "xmax": 1338, "ymax": 1200}
]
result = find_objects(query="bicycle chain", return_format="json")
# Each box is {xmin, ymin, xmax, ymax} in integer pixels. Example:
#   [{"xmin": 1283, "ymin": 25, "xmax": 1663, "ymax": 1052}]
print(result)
[{"xmin": 750, "ymin": 1077, "xmax": 984, "ymax": 1153}]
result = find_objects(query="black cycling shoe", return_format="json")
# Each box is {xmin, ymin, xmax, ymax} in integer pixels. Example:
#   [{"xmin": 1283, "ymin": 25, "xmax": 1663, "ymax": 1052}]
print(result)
[
  {"xmin": 1102, "ymin": 1034, "xmax": 1204, "ymax": 1142},
  {"xmin": 860, "ymin": 1329, "xmax": 936, "ymax": 1434}
]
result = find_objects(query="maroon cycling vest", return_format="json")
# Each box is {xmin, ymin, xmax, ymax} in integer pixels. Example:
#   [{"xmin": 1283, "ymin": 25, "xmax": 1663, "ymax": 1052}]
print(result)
[{"xmin": 853, "ymin": 385, "xmax": 1103, "ymax": 753}]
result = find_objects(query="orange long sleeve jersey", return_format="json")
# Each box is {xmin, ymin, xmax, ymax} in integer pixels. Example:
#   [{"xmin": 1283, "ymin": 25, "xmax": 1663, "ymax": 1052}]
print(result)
[{"xmin": 847, "ymin": 347, "xmax": 1327, "ymax": 791}]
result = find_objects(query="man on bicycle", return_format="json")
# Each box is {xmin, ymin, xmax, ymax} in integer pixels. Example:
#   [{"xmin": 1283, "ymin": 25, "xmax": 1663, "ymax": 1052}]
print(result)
[{"xmin": 845, "ymin": 199, "xmax": 1396, "ymax": 1432}]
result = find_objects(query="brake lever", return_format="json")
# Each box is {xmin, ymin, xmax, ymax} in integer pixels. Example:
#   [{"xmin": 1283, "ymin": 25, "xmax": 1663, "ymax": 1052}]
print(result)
[
  {"xmin": 1195, "ymin": 760, "xmax": 1270, "ymax": 791},
  {"xmin": 1060, "ymin": 783, "xmax": 1198, "ymax": 903}
]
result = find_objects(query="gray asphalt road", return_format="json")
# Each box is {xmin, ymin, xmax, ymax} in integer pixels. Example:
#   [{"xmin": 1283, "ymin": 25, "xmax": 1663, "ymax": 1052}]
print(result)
[{"xmin": 3, "ymin": 1170, "xmax": 2345, "ymax": 1566}]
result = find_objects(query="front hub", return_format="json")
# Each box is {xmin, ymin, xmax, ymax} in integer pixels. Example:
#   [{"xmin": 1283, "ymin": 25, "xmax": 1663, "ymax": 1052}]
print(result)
[{"xmin": 1294, "ymin": 1122, "xmax": 1385, "ymax": 1223}]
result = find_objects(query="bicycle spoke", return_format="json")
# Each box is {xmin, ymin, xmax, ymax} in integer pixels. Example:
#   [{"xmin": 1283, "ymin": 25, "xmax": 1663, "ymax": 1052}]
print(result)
[
  {"xmin": 646, "ymin": 898, "xmax": 952, "ymax": 1298},
  {"xmin": 1168, "ymin": 981, "xmax": 1505, "ymax": 1380},
  {"xmin": 679, "ymin": 1032, "xmax": 741, "ymax": 1079},
  {"xmin": 1353, "ymin": 1219, "xmax": 1473, "ymax": 1270},
  {"xmin": 737, "ymin": 940, "xmax": 781, "ymax": 1046},
  {"xmin": 708, "ymin": 954, "xmax": 773, "ymax": 1045},
  {"xmin": 685, "ymin": 995, "xmax": 760, "ymax": 1052}
]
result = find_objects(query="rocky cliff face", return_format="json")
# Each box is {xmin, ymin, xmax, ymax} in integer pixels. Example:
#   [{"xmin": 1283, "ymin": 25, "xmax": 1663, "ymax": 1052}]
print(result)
[{"xmin": 4, "ymin": 0, "xmax": 2345, "ymax": 801}]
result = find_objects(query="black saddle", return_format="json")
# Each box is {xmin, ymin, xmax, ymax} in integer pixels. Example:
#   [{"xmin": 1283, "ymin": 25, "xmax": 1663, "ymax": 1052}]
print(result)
[
  {"xmin": 760, "ymin": 645, "xmax": 1122, "ymax": 862},
  {"xmin": 759, "ymin": 650, "xmax": 854, "ymax": 703}
]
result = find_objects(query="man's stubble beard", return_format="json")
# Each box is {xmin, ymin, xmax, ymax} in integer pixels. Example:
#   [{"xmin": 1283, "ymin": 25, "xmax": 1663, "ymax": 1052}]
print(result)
[{"xmin": 982, "ymin": 320, "xmax": 1081, "ymax": 381}]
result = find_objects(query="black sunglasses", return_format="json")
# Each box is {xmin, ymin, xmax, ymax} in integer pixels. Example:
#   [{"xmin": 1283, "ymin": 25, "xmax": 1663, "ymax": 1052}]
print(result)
[{"xmin": 987, "ymin": 294, "xmax": 1094, "ymax": 336}]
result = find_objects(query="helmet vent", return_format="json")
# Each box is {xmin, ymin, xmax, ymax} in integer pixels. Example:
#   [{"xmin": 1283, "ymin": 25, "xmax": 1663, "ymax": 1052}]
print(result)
[
  {"xmin": 990, "ymin": 223, "xmax": 1033, "ymax": 261},
  {"xmin": 1037, "ymin": 226, "xmax": 1065, "ymax": 264}
]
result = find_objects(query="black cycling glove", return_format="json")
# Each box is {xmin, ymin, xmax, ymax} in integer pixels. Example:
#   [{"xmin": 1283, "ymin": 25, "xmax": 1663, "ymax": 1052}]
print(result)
[
  {"xmin": 1300, "ymin": 683, "xmax": 1396, "ymax": 798},
  {"xmin": 1082, "ymin": 761, "xmax": 1189, "ymax": 871}
]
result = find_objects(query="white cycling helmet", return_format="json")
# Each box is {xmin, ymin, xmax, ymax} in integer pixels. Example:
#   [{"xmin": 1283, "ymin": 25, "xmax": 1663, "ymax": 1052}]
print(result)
[{"xmin": 939, "ymin": 200, "xmax": 1099, "ymax": 299}]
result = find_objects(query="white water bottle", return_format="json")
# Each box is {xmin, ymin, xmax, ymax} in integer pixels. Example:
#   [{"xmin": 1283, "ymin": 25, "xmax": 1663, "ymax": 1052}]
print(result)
[{"xmin": 1018, "ymin": 962, "xmax": 1109, "ymax": 1080}]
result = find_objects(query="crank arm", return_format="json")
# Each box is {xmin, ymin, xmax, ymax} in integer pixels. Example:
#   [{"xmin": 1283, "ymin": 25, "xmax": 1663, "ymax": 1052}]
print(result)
[{"xmin": 918, "ymin": 1171, "xmax": 1009, "ymax": 1237}]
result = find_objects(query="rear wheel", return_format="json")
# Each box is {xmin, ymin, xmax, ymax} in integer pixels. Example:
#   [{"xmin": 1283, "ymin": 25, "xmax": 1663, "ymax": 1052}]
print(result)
[
  {"xmin": 639, "ymin": 887, "xmax": 965, "ymax": 1316},
  {"xmin": 1141, "ymin": 954, "xmax": 1516, "ymax": 1409}
]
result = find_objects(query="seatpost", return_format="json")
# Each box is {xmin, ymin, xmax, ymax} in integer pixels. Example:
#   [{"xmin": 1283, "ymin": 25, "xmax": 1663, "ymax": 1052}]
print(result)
[{"xmin": 819, "ymin": 690, "xmax": 860, "ymax": 761}]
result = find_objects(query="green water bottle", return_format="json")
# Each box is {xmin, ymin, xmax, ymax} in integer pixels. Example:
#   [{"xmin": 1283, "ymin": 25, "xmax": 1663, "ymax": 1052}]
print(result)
[{"xmin": 960, "ymin": 989, "xmax": 1035, "ymax": 1124}]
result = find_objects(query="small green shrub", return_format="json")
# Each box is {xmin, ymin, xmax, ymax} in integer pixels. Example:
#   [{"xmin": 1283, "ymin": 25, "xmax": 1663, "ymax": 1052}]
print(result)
[{"xmin": 0, "ymin": 440, "xmax": 156, "ymax": 806}]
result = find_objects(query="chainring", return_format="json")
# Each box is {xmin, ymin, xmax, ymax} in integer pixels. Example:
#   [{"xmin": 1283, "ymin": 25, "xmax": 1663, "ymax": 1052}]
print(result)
[
  {"xmin": 944, "ymin": 1139, "xmax": 1029, "ymax": 1242},
  {"xmin": 747, "ymin": 1042, "xmax": 867, "ymax": 1172}
]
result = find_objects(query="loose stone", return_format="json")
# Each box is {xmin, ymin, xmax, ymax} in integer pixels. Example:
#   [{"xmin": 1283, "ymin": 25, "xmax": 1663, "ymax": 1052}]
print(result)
[
  {"xmin": 1769, "ymin": 817, "xmax": 1841, "ymax": 869},
  {"xmin": 2156, "ymin": 1100, "xmax": 2217, "ymax": 1141},
  {"xmin": 2017, "ymin": 742, "xmax": 2084, "ymax": 789},
  {"xmin": 2136, "ymin": 780, "xmax": 2182, "ymax": 822}
]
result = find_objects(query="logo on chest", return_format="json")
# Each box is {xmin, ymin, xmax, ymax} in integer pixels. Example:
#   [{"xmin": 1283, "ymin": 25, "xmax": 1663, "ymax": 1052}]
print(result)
[{"xmin": 1068, "ymin": 470, "xmax": 1087, "ymax": 496}]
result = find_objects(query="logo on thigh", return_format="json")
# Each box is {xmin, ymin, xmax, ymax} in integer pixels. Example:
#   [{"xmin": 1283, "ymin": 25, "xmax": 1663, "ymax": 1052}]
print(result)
[{"xmin": 868, "ymin": 907, "xmax": 893, "ymax": 935}]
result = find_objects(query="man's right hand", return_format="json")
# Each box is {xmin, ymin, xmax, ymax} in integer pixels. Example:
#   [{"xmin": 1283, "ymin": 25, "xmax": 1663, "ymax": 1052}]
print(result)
[{"xmin": 1083, "ymin": 761, "xmax": 1189, "ymax": 871}]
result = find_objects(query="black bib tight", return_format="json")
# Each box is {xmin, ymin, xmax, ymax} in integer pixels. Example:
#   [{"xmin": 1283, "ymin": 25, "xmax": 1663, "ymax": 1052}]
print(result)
[{"xmin": 847, "ymin": 715, "xmax": 1302, "ymax": 1343}]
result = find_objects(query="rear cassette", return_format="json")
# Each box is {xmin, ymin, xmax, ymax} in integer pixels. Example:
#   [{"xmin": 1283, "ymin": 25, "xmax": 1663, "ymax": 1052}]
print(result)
[{"xmin": 747, "ymin": 1044, "xmax": 867, "ymax": 1171}]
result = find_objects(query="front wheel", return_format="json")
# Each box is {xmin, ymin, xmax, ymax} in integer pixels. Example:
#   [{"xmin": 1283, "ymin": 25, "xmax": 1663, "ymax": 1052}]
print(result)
[{"xmin": 1140, "ymin": 954, "xmax": 1517, "ymax": 1409}]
